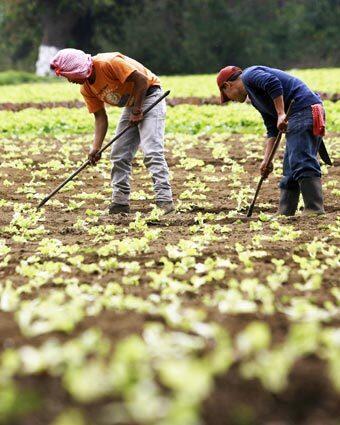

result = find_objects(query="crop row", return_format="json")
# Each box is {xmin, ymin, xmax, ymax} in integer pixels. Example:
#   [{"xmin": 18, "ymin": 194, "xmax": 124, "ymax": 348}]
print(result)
[
  {"xmin": 0, "ymin": 69, "xmax": 339, "ymax": 104},
  {"xmin": 1, "ymin": 101, "xmax": 340, "ymax": 138}
]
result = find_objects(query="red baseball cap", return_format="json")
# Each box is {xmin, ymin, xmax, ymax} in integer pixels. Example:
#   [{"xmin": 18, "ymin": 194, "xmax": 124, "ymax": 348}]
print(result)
[{"xmin": 217, "ymin": 66, "xmax": 242, "ymax": 103}]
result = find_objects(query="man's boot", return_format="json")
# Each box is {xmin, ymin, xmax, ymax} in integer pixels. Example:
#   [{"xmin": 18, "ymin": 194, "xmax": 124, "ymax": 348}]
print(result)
[
  {"xmin": 109, "ymin": 203, "xmax": 130, "ymax": 214},
  {"xmin": 278, "ymin": 188, "xmax": 300, "ymax": 216},
  {"xmin": 156, "ymin": 201, "xmax": 175, "ymax": 214},
  {"xmin": 298, "ymin": 177, "xmax": 325, "ymax": 215}
]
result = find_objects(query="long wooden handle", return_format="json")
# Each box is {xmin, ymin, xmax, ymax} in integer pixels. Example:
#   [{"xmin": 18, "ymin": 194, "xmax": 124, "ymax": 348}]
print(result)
[
  {"xmin": 37, "ymin": 90, "xmax": 170, "ymax": 209},
  {"xmin": 246, "ymin": 99, "xmax": 295, "ymax": 218},
  {"xmin": 246, "ymin": 176, "xmax": 265, "ymax": 218}
]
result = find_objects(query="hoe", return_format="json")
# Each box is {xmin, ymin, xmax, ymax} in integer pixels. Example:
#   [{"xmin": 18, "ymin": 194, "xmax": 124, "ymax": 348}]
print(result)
[
  {"xmin": 37, "ymin": 91, "xmax": 170, "ymax": 209},
  {"xmin": 246, "ymin": 100, "xmax": 295, "ymax": 217}
]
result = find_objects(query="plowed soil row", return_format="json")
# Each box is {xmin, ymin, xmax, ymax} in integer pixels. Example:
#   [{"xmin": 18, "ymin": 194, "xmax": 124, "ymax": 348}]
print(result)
[{"xmin": 0, "ymin": 91, "xmax": 339, "ymax": 111}]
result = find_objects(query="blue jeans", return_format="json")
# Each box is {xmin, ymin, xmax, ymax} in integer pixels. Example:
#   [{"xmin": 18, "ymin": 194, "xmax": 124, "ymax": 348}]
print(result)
[{"xmin": 280, "ymin": 106, "xmax": 322, "ymax": 190}]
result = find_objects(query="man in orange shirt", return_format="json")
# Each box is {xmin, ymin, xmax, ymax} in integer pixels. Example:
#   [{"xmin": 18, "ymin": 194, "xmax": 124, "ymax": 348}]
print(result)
[{"xmin": 50, "ymin": 48, "xmax": 174, "ymax": 214}]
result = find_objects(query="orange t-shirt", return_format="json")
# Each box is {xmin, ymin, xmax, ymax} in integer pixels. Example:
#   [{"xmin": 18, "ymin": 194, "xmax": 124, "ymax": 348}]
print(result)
[{"xmin": 80, "ymin": 52, "xmax": 160, "ymax": 113}]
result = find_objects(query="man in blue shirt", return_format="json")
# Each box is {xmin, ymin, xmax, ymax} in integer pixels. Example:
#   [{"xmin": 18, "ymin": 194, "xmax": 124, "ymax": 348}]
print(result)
[{"xmin": 216, "ymin": 65, "xmax": 327, "ymax": 215}]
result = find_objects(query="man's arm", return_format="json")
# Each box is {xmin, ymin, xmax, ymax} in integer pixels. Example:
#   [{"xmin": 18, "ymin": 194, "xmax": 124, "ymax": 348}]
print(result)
[
  {"xmin": 126, "ymin": 70, "xmax": 149, "ymax": 124},
  {"xmin": 88, "ymin": 108, "xmax": 108, "ymax": 165},
  {"xmin": 273, "ymin": 95, "xmax": 288, "ymax": 132},
  {"xmin": 258, "ymin": 111, "xmax": 279, "ymax": 178},
  {"xmin": 260, "ymin": 137, "xmax": 276, "ymax": 178},
  {"xmin": 245, "ymin": 68, "xmax": 287, "ymax": 132}
]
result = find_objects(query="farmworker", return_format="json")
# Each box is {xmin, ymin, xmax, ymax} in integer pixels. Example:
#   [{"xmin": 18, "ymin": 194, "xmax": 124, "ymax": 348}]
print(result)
[
  {"xmin": 216, "ymin": 65, "xmax": 331, "ymax": 215},
  {"xmin": 50, "ymin": 48, "xmax": 174, "ymax": 214}
]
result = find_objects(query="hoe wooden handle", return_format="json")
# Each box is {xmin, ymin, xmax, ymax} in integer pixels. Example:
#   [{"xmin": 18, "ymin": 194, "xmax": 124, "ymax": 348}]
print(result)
[{"xmin": 37, "ymin": 90, "xmax": 170, "ymax": 209}]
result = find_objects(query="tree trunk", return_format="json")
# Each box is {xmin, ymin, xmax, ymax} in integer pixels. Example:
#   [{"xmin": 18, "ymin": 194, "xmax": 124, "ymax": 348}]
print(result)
[{"xmin": 35, "ymin": 2, "xmax": 78, "ymax": 76}]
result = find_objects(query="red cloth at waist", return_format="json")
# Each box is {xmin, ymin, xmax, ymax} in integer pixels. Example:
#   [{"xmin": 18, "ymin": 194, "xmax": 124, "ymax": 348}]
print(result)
[{"xmin": 311, "ymin": 104, "xmax": 325, "ymax": 137}]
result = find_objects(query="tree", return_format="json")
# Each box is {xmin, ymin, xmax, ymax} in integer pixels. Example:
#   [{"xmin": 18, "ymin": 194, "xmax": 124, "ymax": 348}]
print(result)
[
  {"xmin": 0, "ymin": 0, "xmax": 120, "ymax": 74},
  {"xmin": 0, "ymin": 0, "xmax": 339, "ymax": 74}
]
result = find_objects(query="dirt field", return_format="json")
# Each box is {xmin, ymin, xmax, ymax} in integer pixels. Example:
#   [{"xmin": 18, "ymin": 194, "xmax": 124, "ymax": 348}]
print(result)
[
  {"xmin": 0, "ymin": 121, "xmax": 339, "ymax": 425},
  {"xmin": 0, "ymin": 91, "xmax": 339, "ymax": 111}
]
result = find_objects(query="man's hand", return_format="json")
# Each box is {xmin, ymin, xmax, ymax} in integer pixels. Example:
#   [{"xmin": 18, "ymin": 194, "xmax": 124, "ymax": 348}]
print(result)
[
  {"xmin": 260, "ymin": 160, "xmax": 274, "ymax": 179},
  {"xmin": 277, "ymin": 113, "xmax": 288, "ymax": 132},
  {"xmin": 129, "ymin": 111, "xmax": 144, "ymax": 125},
  {"xmin": 88, "ymin": 148, "xmax": 101, "ymax": 165}
]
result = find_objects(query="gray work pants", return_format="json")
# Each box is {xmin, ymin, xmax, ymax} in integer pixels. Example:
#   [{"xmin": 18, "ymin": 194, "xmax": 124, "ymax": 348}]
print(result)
[{"xmin": 110, "ymin": 88, "xmax": 173, "ymax": 204}]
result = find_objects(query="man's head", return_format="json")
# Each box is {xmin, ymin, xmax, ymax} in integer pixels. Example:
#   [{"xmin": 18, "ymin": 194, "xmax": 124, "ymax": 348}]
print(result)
[
  {"xmin": 50, "ymin": 48, "xmax": 93, "ymax": 84},
  {"xmin": 217, "ymin": 66, "xmax": 247, "ymax": 103}
]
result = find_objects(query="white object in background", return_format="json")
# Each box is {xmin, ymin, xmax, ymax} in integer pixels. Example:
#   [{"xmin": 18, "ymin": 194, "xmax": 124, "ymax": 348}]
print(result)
[{"xmin": 35, "ymin": 45, "xmax": 59, "ymax": 76}]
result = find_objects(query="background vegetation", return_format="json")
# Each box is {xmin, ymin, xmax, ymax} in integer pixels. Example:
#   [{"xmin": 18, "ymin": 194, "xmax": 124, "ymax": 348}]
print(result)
[{"xmin": 0, "ymin": 0, "xmax": 339, "ymax": 74}]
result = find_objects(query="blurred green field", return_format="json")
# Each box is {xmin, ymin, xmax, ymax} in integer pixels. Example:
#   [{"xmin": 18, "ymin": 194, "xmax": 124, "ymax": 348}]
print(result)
[
  {"xmin": 0, "ymin": 68, "xmax": 339, "ymax": 103},
  {"xmin": 1, "ymin": 100, "xmax": 340, "ymax": 138}
]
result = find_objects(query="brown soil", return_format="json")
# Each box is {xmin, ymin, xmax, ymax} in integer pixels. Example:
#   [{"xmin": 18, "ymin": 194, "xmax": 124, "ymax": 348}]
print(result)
[
  {"xmin": 0, "ymin": 133, "xmax": 339, "ymax": 425},
  {"xmin": 0, "ymin": 91, "xmax": 339, "ymax": 112}
]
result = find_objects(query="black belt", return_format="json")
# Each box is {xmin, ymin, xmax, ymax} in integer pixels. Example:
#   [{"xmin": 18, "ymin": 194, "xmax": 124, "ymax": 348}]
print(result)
[{"xmin": 146, "ymin": 85, "xmax": 161, "ymax": 96}]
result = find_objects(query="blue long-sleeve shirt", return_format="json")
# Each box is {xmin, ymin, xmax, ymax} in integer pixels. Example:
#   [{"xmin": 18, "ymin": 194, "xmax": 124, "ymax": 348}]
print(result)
[{"xmin": 241, "ymin": 66, "xmax": 322, "ymax": 138}]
